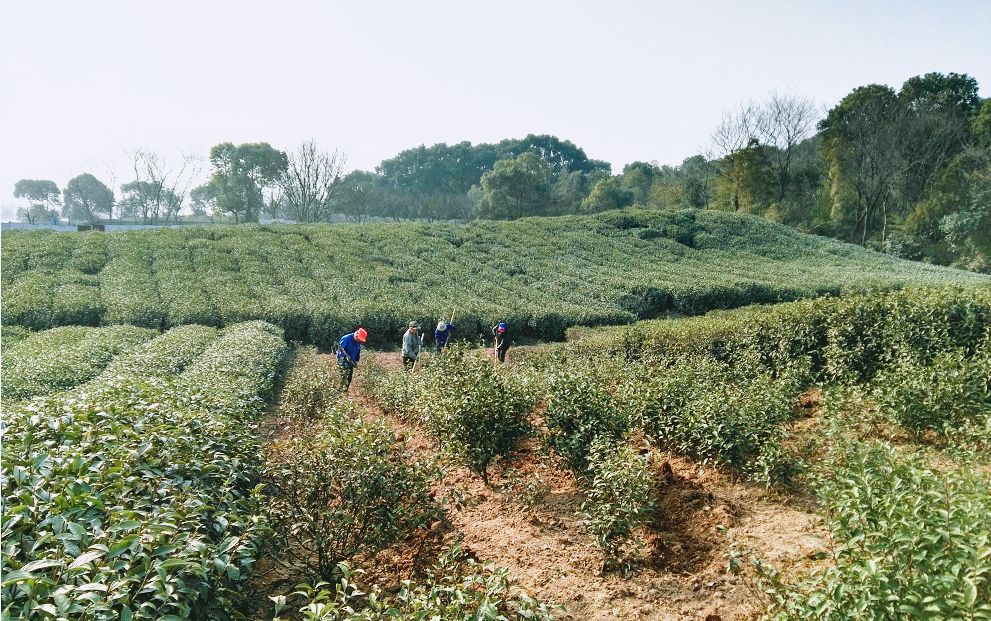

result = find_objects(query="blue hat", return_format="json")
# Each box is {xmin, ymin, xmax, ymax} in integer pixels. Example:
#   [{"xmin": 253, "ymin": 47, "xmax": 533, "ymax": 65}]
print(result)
[{"xmin": 497, "ymin": 322, "xmax": 507, "ymax": 332}]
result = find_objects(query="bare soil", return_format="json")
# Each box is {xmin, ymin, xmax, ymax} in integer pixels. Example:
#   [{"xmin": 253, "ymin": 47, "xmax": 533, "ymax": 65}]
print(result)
[{"xmin": 329, "ymin": 351, "xmax": 832, "ymax": 621}]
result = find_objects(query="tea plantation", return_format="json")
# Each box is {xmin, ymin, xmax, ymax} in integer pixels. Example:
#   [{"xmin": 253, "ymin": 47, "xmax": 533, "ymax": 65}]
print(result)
[
  {"xmin": 364, "ymin": 286, "xmax": 991, "ymax": 617},
  {"xmin": 2, "ymin": 209, "xmax": 988, "ymax": 347},
  {"xmin": 2, "ymin": 211, "xmax": 990, "ymax": 620}
]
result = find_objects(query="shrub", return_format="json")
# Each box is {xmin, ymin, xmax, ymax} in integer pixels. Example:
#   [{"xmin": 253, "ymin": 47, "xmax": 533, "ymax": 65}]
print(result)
[
  {"xmin": 765, "ymin": 443, "xmax": 991, "ymax": 620},
  {"xmin": 264, "ymin": 415, "xmax": 439, "ymax": 582},
  {"xmin": 272, "ymin": 543, "xmax": 555, "ymax": 621},
  {"xmin": 544, "ymin": 361, "xmax": 630, "ymax": 474},
  {"xmin": 277, "ymin": 346, "xmax": 344, "ymax": 420},
  {"xmin": 580, "ymin": 438, "xmax": 655, "ymax": 567},
  {"xmin": 417, "ymin": 348, "xmax": 532, "ymax": 483}
]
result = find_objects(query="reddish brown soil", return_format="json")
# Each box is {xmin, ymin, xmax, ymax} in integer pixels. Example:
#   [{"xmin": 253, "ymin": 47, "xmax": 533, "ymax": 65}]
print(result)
[{"xmin": 330, "ymin": 351, "xmax": 831, "ymax": 621}]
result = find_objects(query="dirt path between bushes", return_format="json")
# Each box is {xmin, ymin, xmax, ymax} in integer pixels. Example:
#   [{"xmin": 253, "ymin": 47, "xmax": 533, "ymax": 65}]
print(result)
[{"xmin": 335, "ymin": 350, "xmax": 831, "ymax": 621}]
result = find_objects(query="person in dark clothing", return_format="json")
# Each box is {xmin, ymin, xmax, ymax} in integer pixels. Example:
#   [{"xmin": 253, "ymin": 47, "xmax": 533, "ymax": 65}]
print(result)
[
  {"xmin": 435, "ymin": 319, "xmax": 455, "ymax": 352},
  {"xmin": 336, "ymin": 327, "xmax": 367, "ymax": 390},
  {"xmin": 492, "ymin": 322, "xmax": 509, "ymax": 363}
]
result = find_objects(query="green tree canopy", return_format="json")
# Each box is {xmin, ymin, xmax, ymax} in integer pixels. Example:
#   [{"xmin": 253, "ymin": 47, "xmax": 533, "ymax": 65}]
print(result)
[
  {"xmin": 479, "ymin": 152, "xmax": 552, "ymax": 220},
  {"xmin": 974, "ymin": 99, "xmax": 991, "ymax": 149},
  {"xmin": 119, "ymin": 180, "xmax": 182, "ymax": 224},
  {"xmin": 14, "ymin": 179, "xmax": 61, "ymax": 224},
  {"xmin": 819, "ymin": 84, "xmax": 910, "ymax": 244},
  {"xmin": 497, "ymin": 134, "xmax": 610, "ymax": 177},
  {"xmin": 581, "ymin": 176, "xmax": 634, "ymax": 214},
  {"xmin": 63, "ymin": 174, "xmax": 114, "ymax": 225},
  {"xmin": 620, "ymin": 162, "xmax": 661, "ymax": 206},
  {"xmin": 898, "ymin": 72, "xmax": 981, "ymax": 204},
  {"xmin": 196, "ymin": 142, "xmax": 288, "ymax": 223}
]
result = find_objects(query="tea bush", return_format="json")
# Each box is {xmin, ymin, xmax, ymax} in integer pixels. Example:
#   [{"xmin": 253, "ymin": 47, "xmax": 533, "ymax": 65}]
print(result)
[
  {"xmin": 98, "ymin": 241, "xmax": 164, "ymax": 328},
  {"xmin": 873, "ymin": 349, "xmax": 991, "ymax": 435},
  {"xmin": 764, "ymin": 442, "xmax": 991, "ymax": 620},
  {"xmin": 580, "ymin": 438, "xmax": 655, "ymax": 566},
  {"xmin": 534, "ymin": 355, "xmax": 801, "ymax": 484},
  {"xmin": 96, "ymin": 324, "xmax": 220, "ymax": 381},
  {"xmin": 0, "ymin": 325, "xmax": 33, "ymax": 349},
  {"xmin": 537, "ymin": 286, "xmax": 991, "ymax": 484},
  {"xmin": 277, "ymin": 346, "xmax": 344, "ymax": 420},
  {"xmin": 591, "ymin": 286, "xmax": 991, "ymax": 386},
  {"xmin": 1, "ymin": 325, "xmax": 157, "ymax": 400},
  {"xmin": 272, "ymin": 543, "xmax": 555, "ymax": 621},
  {"xmin": 1, "ymin": 387, "xmax": 268, "ymax": 620},
  {"xmin": 417, "ymin": 348, "xmax": 533, "ymax": 483},
  {"xmin": 0, "ymin": 269, "xmax": 104, "ymax": 330},
  {"xmin": 544, "ymin": 361, "xmax": 630, "ymax": 474},
  {"xmin": 650, "ymin": 366, "xmax": 800, "ymax": 482},
  {"xmin": 363, "ymin": 361, "xmax": 421, "ymax": 422},
  {"xmin": 180, "ymin": 320, "xmax": 290, "ymax": 415},
  {"xmin": 264, "ymin": 413, "xmax": 439, "ymax": 582},
  {"xmin": 0, "ymin": 320, "xmax": 289, "ymax": 620}
]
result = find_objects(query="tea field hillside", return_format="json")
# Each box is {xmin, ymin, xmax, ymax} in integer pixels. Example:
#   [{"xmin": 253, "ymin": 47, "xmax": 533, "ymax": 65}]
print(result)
[
  {"xmin": 2, "ymin": 209, "xmax": 988, "ymax": 347},
  {"xmin": 2, "ymin": 213, "xmax": 990, "ymax": 620}
]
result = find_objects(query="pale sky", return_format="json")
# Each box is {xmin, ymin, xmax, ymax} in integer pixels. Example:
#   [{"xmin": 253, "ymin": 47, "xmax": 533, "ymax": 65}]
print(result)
[{"xmin": 2, "ymin": 0, "xmax": 989, "ymax": 218}]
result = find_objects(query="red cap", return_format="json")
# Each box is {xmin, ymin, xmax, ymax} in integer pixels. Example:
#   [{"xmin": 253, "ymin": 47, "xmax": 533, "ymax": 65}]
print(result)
[{"xmin": 355, "ymin": 328, "xmax": 368, "ymax": 343}]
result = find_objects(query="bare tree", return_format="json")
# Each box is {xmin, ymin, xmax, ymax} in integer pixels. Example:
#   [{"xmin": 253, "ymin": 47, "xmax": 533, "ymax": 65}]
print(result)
[
  {"xmin": 710, "ymin": 104, "xmax": 757, "ymax": 159},
  {"xmin": 278, "ymin": 141, "xmax": 348, "ymax": 223},
  {"xmin": 711, "ymin": 94, "xmax": 821, "ymax": 204},
  {"xmin": 121, "ymin": 150, "xmax": 201, "ymax": 224},
  {"xmin": 709, "ymin": 104, "xmax": 763, "ymax": 212},
  {"xmin": 752, "ymin": 92, "xmax": 820, "ymax": 201}
]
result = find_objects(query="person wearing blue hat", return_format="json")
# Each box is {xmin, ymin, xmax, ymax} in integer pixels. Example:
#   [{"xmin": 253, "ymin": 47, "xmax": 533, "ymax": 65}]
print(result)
[{"xmin": 491, "ymin": 322, "xmax": 510, "ymax": 363}]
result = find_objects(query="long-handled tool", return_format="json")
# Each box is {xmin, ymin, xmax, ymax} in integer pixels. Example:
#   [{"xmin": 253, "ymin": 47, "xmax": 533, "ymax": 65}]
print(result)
[{"xmin": 492, "ymin": 327, "xmax": 499, "ymax": 367}]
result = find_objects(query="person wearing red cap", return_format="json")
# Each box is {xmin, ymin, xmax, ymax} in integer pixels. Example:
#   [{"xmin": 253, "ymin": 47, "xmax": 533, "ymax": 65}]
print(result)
[{"xmin": 336, "ymin": 327, "xmax": 367, "ymax": 390}]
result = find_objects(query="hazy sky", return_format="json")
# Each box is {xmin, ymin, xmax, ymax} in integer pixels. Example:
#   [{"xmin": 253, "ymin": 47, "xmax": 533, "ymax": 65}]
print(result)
[{"xmin": 2, "ymin": 0, "xmax": 989, "ymax": 217}]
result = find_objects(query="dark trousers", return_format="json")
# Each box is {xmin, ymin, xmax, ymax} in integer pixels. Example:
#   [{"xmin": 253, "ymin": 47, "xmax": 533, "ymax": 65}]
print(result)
[
  {"xmin": 496, "ymin": 347, "xmax": 508, "ymax": 363},
  {"xmin": 339, "ymin": 365, "xmax": 354, "ymax": 389},
  {"xmin": 402, "ymin": 355, "xmax": 416, "ymax": 370}
]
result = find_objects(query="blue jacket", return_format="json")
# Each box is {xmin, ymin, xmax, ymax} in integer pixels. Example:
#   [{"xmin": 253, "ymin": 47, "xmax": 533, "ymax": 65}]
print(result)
[
  {"xmin": 337, "ymin": 333, "xmax": 362, "ymax": 367},
  {"xmin": 435, "ymin": 323, "xmax": 455, "ymax": 347}
]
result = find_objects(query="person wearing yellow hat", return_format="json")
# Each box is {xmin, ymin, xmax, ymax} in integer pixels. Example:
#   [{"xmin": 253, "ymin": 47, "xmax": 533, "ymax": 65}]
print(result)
[
  {"xmin": 336, "ymin": 327, "xmax": 367, "ymax": 390},
  {"xmin": 401, "ymin": 321, "xmax": 421, "ymax": 371}
]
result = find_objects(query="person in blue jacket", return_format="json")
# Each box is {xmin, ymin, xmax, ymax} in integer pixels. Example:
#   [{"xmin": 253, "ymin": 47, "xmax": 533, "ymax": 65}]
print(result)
[
  {"xmin": 336, "ymin": 327, "xmax": 367, "ymax": 390},
  {"xmin": 492, "ymin": 322, "xmax": 509, "ymax": 363},
  {"xmin": 435, "ymin": 319, "xmax": 456, "ymax": 352}
]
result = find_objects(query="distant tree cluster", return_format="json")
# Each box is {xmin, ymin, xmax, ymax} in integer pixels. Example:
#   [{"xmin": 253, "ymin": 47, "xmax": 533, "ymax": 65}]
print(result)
[
  {"xmin": 11, "ymin": 72, "xmax": 989, "ymax": 271},
  {"xmin": 599, "ymin": 72, "xmax": 990, "ymax": 272},
  {"xmin": 336, "ymin": 134, "xmax": 611, "ymax": 222}
]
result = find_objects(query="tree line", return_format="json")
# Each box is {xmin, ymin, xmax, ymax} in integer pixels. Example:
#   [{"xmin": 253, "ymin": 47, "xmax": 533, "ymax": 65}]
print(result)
[{"xmin": 12, "ymin": 71, "xmax": 990, "ymax": 271}]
